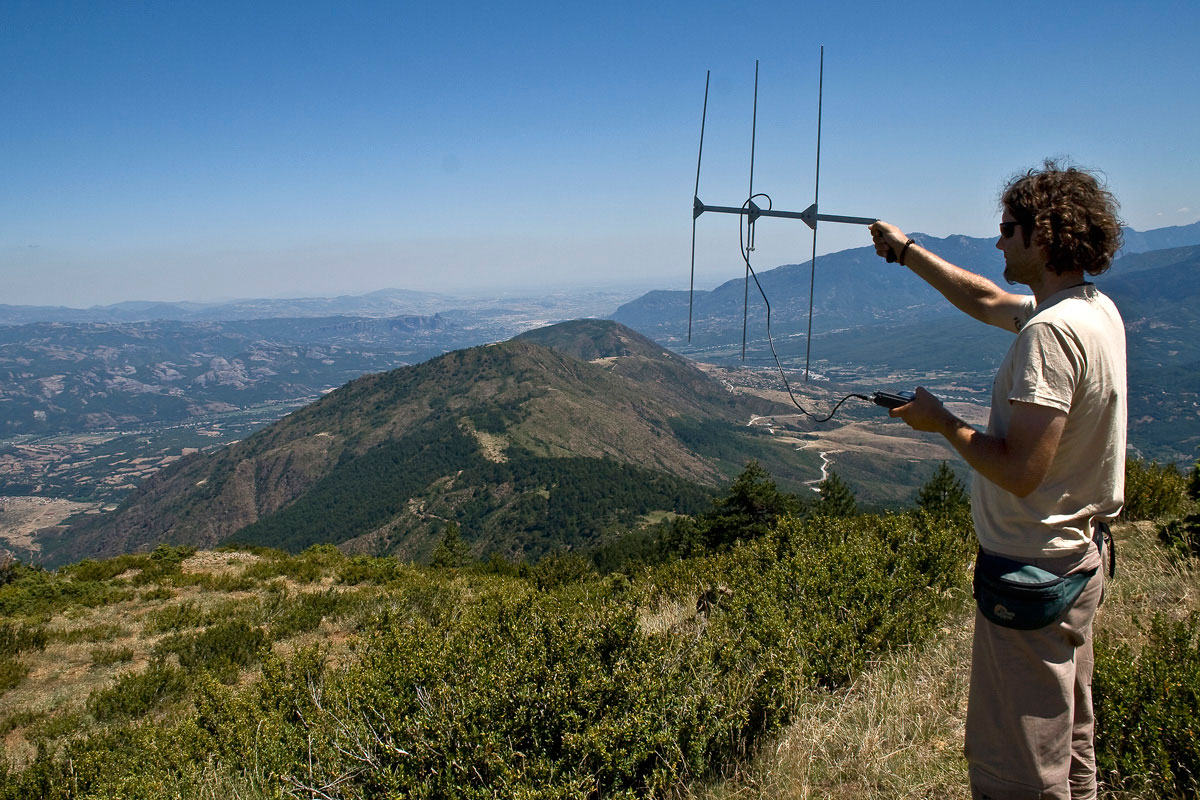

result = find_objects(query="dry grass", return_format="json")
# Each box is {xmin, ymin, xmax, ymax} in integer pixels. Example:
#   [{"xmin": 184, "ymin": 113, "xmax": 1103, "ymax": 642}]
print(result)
[
  {"xmin": 0, "ymin": 550, "xmax": 367, "ymax": 768},
  {"xmin": 682, "ymin": 519, "xmax": 1200, "ymax": 799},
  {"xmin": 679, "ymin": 603, "xmax": 973, "ymax": 800}
]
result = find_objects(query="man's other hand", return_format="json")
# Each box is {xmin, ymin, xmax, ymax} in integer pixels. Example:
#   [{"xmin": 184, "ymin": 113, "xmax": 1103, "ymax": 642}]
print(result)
[{"xmin": 889, "ymin": 386, "xmax": 949, "ymax": 433}]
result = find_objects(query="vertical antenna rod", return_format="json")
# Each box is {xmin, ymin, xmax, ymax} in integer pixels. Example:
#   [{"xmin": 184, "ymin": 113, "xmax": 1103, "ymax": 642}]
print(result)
[
  {"xmin": 804, "ymin": 46, "xmax": 824, "ymax": 381},
  {"xmin": 742, "ymin": 59, "xmax": 759, "ymax": 360},
  {"xmin": 688, "ymin": 71, "xmax": 710, "ymax": 343}
]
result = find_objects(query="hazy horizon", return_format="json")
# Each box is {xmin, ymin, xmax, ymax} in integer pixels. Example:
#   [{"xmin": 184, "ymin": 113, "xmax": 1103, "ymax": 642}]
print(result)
[{"xmin": 4, "ymin": 1, "xmax": 1198, "ymax": 307}]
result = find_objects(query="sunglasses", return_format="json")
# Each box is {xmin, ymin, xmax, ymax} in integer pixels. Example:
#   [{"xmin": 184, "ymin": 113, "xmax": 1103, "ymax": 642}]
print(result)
[{"xmin": 999, "ymin": 221, "xmax": 1020, "ymax": 239}]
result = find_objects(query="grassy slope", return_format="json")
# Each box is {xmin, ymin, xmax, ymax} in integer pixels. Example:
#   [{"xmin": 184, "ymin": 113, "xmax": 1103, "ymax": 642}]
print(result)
[
  {"xmin": 2, "ymin": 509, "xmax": 1194, "ymax": 796},
  {"xmin": 681, "ymin": 518, "xmax": 1200, "ymax": 800}
]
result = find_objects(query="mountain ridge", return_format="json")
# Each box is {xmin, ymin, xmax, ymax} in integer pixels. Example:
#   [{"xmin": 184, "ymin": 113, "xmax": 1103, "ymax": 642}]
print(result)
[{"xmin": 49, "ymin": 320, "xmax": 801, "ymax": 566}]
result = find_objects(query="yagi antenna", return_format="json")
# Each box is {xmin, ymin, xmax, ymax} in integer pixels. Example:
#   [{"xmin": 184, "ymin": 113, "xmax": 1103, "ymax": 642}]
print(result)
[
  {"xmin": 687, "ymin": 47, "xmax": 877, "ymax": 380},
  {"xmin": 686, "ymin": 48, "xmax": 914, "ymax": 423}
]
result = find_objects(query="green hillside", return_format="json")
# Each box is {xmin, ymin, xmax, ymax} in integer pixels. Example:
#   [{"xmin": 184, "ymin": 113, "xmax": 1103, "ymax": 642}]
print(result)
[
  {"xmin": 49, "ymin": 321, "xmax": 808, "ymax": 566},
  {"xmin": 2, "ymin": 459, "xmax": 1196, "ymax": 798}
]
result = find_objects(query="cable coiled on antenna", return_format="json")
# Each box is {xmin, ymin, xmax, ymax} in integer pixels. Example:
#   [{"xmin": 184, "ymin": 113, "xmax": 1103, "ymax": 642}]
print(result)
[{"xmin": 737, "ymin": 193, "xmax": 869, "ymax": 423}]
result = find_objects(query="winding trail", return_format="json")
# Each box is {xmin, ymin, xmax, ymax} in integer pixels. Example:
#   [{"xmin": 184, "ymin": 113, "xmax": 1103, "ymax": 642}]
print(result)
[{"xmin": 801, "ymin": 449, "xmax": 841, "ymax": 492}]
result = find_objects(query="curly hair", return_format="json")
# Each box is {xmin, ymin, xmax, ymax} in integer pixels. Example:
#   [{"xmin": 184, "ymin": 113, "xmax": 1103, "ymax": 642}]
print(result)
[{"xmin": 1000, "ymin": 160, "xmax": 1124, "ymax": 276}]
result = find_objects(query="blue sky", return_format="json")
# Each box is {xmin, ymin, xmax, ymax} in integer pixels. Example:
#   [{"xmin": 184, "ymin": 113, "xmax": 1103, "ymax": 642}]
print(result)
[{"xmin": 3, "ymin": 0, "xmax": 1198, "ymax": 306}]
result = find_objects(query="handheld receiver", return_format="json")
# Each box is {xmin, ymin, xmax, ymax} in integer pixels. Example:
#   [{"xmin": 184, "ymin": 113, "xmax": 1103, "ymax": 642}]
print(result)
[{"xmin": 872, "ymin": 391, "xmax": 914, "ymax": 410}]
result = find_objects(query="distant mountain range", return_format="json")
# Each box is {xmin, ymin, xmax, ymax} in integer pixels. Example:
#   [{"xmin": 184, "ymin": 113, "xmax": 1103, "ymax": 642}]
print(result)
[
  {"xmin": 0, "ymin": 288, "xmax": 453, "ymax": 326},
  {"xmin": 48, "ymin": 321, "xmax": 806, "ymax": 567},
  {"xmin": 612, "ymin": 221, "xmax": 1200, "ymax": 347},
  {"xmin": 0, "ymin": 285, "xmax": 644, "ymax": 327},
  {"xmin": 616, "ymin": 242, "xmax": 1200, "ymax": 463}
]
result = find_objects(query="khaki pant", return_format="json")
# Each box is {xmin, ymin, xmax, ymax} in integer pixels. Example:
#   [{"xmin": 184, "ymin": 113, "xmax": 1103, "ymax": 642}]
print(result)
[{"xmin": 965, "ymin": 545, "xmax": 1104, "ymax": 800}]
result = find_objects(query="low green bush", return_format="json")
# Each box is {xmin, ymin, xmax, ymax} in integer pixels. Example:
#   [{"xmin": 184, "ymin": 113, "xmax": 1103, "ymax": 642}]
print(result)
[
  {"xmin": 266, "ymin": 590, "xmax": 344, "ymax": 640},
  {"xmin": 62, "ymin": 545, "xmax": 195, "ymax": 587},
  {"xmin": 139, "ymin": 586, "xmax": 174, "ymax": 602},
  {"xmin": 50, "ymin": 623, "xmax": 126, "ymax": 644},
  {"xmin": 195, "ymin": 510, "xmax": 973, "ymax": 798},
  {"xmin": 154, "ymin": 620, "xmax": 267, "ymax": 683},
  {"xmin": 25, "ymin": 711, "xmax": 85, "ymax": 742},
  {"xmin": 142, "ymin": 600, "xmax": 206, "ymax": 633},
  {"xmin": 0, "ymin": 657, "xmax": 30, "ymax": 696},
  {"xmin": 0, "ymin": 710, "xmax": 41, "ymax": 737},
  {"xmin": 0, "ymin": 621, "xmax": 48, "ymax": 656},
  {"xmin": 336, "ymin": 554, "xmax": 408, "ymax": 585},
  {"xmin": 90, "ymin": 645, "xmax": 135, "ymax": 667},
  {"xmin": 86, "ymin": 662, "xmax": 190, "ymax": 722},
  {"xmin": 242, "ymin": 543, "xmax": 344, "ymax": 584},
  {"xmin": 189, "ymin": 568, "xmax": 259, "ymax": 592},
  {"xmin": 529, "ymin": 551, "xmax": 597, "ymax": 591},
  {"xmin": 1123, "ymin": 459, "xmax": 1188, "ymax": 521},
  {"xmin": 1159, "ymin": 514, "xmax": 1200, "ymax": 561},
  {"xmin": 0, "ymin": 566, "xmax": 130, "ymax": 617},
  {"xmin": 1095, "ymin": 612, "xmax": 1200, "ymax": 798}
]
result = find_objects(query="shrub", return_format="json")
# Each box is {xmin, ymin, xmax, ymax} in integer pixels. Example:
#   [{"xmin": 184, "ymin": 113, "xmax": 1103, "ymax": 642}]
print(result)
[
  {"xmin": 0, "ymin": 658, "xmax": 30, "ymax": 696},
  {"xmin": 227, "ymin": 510, "xmax": 974, "ymax": 799},
  {"xmin": 243, "ymin": 553, "xmax": 325, "ymax": 584},
  {"xmin": 0, "ymin": 710, "xmax": 40, "ymax": 737},
  {"xmin": 336, "ymin": 554, "xmax": 407, "ymax": 585},
  {"xmin": 1095, "ymin": 612, "xmax": 1200, "ymax": 797},
  {"xmin": 529, "ymin": 551, "xmax": 597, "ymax": 591},
  {"xmin": 90, "ymin": 645, "xmax": 135, "ymax": 667},
  {"xmin": 266, "ymin": 590, "xmax": 344, "ymax": 641},
  {"xmin": 139, "ymin": 586, "xmax": 174, "ymax": 601},
  {"xmin": 0, "ymin": 566, "xmax": 130, "ymax": 617},
  {"xmin": 63, "ymin": 545, "xmax": 195, "ymax": 587},
  {"xmin": 1189, "ymin": 459, "xmax": 1200, "ymax": 502},
  {"xmin": 0, "ymin": 621, "xmax": 48, "ymax": 656},
  {"xmin": 1159, "ymin": 514, "xmax": 1200, "ymax": 562},
  {"xmin": 154, "ymin": 619, "xmax": 267, "ymax": 683},
  {"xmin": 1123, "ymin": 459, "xmax": 1188, "ymax": 521},
  {"xmin": 51, "ymin": 623, "xmax": 125, "ymax": 644},
  {"xmin": 142, "ymin": 600, "xmax": 206, "ymax": 633},
  {"xmin": 0, "ymin": 505, "xmax": 976, "ymax": 798},
  {"xmin": 87, "ymin": 663, "xmax": 190, "ymax": 721}
]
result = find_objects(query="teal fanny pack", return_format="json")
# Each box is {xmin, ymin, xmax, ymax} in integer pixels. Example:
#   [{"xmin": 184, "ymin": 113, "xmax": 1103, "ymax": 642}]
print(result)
[{"xmin": 973, "ymin": 549, "xmax": 1096, "ymax": 630}]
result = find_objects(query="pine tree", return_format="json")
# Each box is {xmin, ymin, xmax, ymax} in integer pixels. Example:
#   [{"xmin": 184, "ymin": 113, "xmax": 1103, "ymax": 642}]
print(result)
[
  {"xmin": 814, "ymin": 471, "xmax": 858, "ymax": 518},
  {"xmin": 916, "ymin": 462, "xmax": 969, "ymax": 517},
  {"xmin": 429, "ymin": 522, "xmax": 471, "ymax": 568},
  {"xmin": 699, "ymin": 461, "xmax": 800, "ymax": 550}
]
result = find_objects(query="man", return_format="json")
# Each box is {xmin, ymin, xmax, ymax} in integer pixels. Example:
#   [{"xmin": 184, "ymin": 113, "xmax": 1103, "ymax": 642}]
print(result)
[{"xmin": 870, "ymin": 161, "xmax": 1126, "ymax": 800}]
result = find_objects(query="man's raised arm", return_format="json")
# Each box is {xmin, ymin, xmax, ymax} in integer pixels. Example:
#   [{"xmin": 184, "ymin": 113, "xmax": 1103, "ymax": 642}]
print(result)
[{"xmin": 870, "ymin": 221, "xmax": 1028, "ymax": 333}]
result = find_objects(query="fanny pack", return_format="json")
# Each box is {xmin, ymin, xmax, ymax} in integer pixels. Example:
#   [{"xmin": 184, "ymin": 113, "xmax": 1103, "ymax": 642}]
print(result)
[{"xmin": 972, "ymin": 523, "xmax": 1108, "ymax": 631}]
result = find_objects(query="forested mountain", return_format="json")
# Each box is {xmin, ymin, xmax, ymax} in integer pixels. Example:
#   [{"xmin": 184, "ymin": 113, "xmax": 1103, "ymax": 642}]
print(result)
[{"xmin": 48, "ymin": 321, "xmax": 802, "ymax": 566}]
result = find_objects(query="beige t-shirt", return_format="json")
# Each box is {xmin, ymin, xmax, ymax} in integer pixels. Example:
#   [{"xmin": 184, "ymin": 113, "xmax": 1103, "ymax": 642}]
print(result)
[{"xmin": 971, "ymin": 283, "xmax": 1127, "ymax": 559}]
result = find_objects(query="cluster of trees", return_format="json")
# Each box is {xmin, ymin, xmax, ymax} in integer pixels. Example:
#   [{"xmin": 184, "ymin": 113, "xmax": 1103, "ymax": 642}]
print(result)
[
  {"xmin": 233, "ymin": 419, "xmax": 714, "ymax": 561},
  {"xmin": 577, "ymin": 460, "xmax": 968, "ymax": 574}
]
